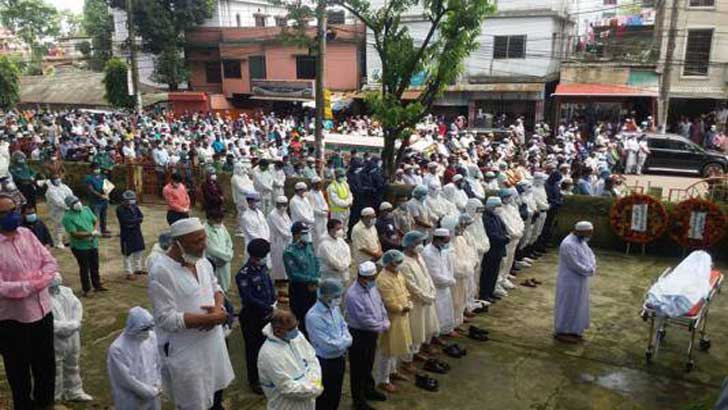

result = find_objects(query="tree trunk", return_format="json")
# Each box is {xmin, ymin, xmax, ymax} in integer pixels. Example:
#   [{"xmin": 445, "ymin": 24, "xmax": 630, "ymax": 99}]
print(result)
[{"xmin": 382, "ymin": 128, "xmax": 397, "ymax": 180}]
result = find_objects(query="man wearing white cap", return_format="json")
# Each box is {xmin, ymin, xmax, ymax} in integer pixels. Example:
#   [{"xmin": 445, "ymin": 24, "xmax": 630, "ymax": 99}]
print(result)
[
  {"xmin": 230, "ymin": 162, "xmax": 254, "ymax": 236},
  {"xmin": 241, "ymin": 191, "xmax": 270, "ymax": 244},
  {"xmin": 307, "ymin": 176, "xmax": 329, "ymax": 249},
  {"xmin": 290, "ymin": 181, "xmax": 315, "ymax": 228},
  {"xmin": 422, "ymin": 162, "xmax": 440, "ymax": 188},
  {"xmin": 267, "ymin": 195, "xmax": 293, "ymax": 282},
  {"xmin": 148, "ymin": 217, "xmax": 235, "ymax": 409},
  {"xmin": 317, "ymin": 219, "xmax": 352, "ymax": 283},
  {"xmin": 351, "ymin": 207, "xmax": 383, "ymax": 267},
  {"xmin": 422, "ymin": 228, "xmax": 456, "ymax": 337},
  {"xmin": 554, "ymin": 221, "xmax": 596, "ymax": 344},
  {"xmin": 253, "ymin": 159, "xmax": 275, "ymax": 215}
]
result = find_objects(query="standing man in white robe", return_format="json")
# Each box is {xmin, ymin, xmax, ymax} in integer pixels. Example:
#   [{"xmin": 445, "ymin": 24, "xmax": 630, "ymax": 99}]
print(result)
[
  {"xmin": 442, "ymin": 174, "xmax": 469, "ymax": 212},
  {"xmin": 350, "ymin": 207, "xmax": 383, "ymax": 267},
  {"xmin": 422, "ymin": 228, "xmax": 456, "ymax": 337},
  {"xmin": 554, "ymin": 221, "xmax": 596, "ymax": 344},
  {"xmin": 316, "ymin": 219, "xmax": 352, "ymax": 283},
  {"xmin": 267, "ymin": 196, "xmax": 293, "ymax": 282},
  {"xmin": 290, "ymin": 181, "xmax": 315, "ymax": 227},
  {"xmin": 253, "ymin": 159, "xmax": 275, "ymax": 215},
  {"xmin": 148, "ymin": 218, "xmax": 235, "ymax": 410},
  {"xmin": 241, "ymin": 192, "xmax": 270, "ymax": 244},
  {"xmin": 231, "ymin": 163, "xmax": 254, "ymax": 236},
  {"xmin": 307, "ymin": 176, "xmax": 329, "ymax": 249}
]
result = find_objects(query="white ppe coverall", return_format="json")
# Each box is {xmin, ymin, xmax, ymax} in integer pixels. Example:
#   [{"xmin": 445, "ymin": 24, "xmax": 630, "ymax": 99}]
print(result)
[
  {"xmin": 258, "ymin": 323, "xmax": 323, "ymax": 410},
  {"xmin": 107, "ymin": 306, "xmax": 162, "ymax": 410}
]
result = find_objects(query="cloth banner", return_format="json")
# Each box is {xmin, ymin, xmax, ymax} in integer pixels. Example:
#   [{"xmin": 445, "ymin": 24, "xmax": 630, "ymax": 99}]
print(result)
[
  {"xmin": 631, "ymin": 203, "xmax": 648, "ymax": 232},
  {"xmin": 688, "ymin": 211, "xmax": 707, "ymax": 240}
]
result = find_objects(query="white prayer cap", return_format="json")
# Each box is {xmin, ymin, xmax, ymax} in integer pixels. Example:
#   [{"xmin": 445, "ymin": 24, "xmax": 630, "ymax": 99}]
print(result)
[
  {"xmin": 574, "ymin": 221, "xmax": 594, "ymax": 231},
  {"xmin": 379, "ymin": 202, "xmax": 393, "ymax": 211},
  {"xmin": 427, "ymin": 161, "xmax": 439, "ymax": 169},
  {"xmin": 311, "ymin": 176, "xmax": 322, "ymax": 183},
  {"xmin": 433, "ymin": 228, "xmax": 450, "ymax": 238},
  {"xmin": 170, "ymin": 217, "xmax": 205, "ymax": 238},
  {"xmin": 452, "ymin": 174, "xmax": 464, "ymax": 182},
  {"xmin": 295, "ymin": 181, "xmax": 307, "ymax": 190},
  {"xmin": 361, "ymin": 207, "xmax": 376, "ymax": 217},
  {"xmin": 533, "ymin": 172, "xmax": 548, "ymax": 180},
  {"xmin": 275, "ymin": 195, "xmax": 288, "ymax": 204},
  {"xmin": 358, "ymin": 261, "xmax": 377, "ymax": 277}
]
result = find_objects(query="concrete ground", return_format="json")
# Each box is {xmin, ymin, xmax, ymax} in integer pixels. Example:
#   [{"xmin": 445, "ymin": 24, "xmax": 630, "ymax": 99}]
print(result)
[{"xmin": 1, "ymin": 202, "xmax": 726, "ymax": 410}]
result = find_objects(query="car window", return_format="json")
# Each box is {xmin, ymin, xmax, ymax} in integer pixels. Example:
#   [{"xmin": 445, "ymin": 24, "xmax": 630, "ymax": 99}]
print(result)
[{"xmin": 648, "ymin": 139, "xmax": 669, "ymax": 149}]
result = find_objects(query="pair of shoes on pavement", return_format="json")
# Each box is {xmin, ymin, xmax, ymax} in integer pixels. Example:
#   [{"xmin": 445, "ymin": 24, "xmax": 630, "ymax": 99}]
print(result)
[
  {"xmin": 468, "ymin": 325, "xmax": 489, "ymax": 342},
  {"xmin": 423, "ymin": 358, "xmax": 450, "ymax": 374},
  {"xmin": 415, "ymin": 373, "xmax": 439, "ymax": 392},
  {"xmin": 443, "ymin": 343, "xmax": 467, "ymax": 358}
]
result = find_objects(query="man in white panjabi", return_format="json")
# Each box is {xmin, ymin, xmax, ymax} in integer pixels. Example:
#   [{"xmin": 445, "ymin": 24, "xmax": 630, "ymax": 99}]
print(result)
[
  {"xmin": 307, "ymin": 176, "xmax": 329, "ymax": 250},
  {"xmin": 350, "ymin": 207, "xmax": 383, "ymax": 267},
  {"xmin": 148, "ymin": 217, "xmax": 234, "ymax": 410},
  {"xmin": 422, "ymin": 228, "xmax": 457, "ymax": 337},
  {"xmin": 316, "ymin": 219, "xmax": 352, "ymax": 283},
  {"xmin": 267, "ymin": 196, "xmax": 293, "ymax": 282},
  {"xmin": 231, "ymin": 162, "xmax": 254, "ymax": 236}
]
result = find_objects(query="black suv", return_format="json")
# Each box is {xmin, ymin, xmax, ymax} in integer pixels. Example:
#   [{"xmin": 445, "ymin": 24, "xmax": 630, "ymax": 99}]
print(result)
[{"xmin": 645, "ymin": 133, "xmax": 727, "ymax": 177}]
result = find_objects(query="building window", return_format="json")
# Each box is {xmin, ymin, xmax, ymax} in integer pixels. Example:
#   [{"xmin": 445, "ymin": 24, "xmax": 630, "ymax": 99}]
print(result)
[
  {"xmin": 223, "ymin": 60, "xmax": 242, "ymax": 79},
  {"xmin": 255, "ymin": 15, "xmax": 266, "ymax": 27},
  {"xmin": 327, "ymin": 10, "xmax": 345, "ymax": 24},
  {"xmin": 249, "ymin": 55, "xmax": 266, "ymax": 79},
  {"xmin": 683, "ymin": 29, "xmax": 713, "ymax": 76},
  {"xmin": 493, "ymin": 35, "xmax": 526, "ymax": 59},
  {"xmin": 603, "ymin": 0, "xmax": 616, "ymax": 5},
  {"xmin": 296, "ymin": 56, "xmax": 316, "ymax": 79},
  {"xmin": 236, "ymin": 14, "xmax": 241, "ymax": 27},
  {"xmin": 688, "ymin": 0, "xmax": 714, "ymax": 6},
  {"xmin": 205, "ymin": 62, "xmax": 222, "ymax": 83},
  {"xmin": 275, "ymin": 16, "xmax": 287, "ymax": 27}
]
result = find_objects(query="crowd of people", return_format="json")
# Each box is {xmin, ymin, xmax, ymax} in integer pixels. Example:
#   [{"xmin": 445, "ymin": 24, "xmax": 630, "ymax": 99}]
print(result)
[{"xmin": 0, "ymin": 106, "xmax": 672, "ymax": 410}]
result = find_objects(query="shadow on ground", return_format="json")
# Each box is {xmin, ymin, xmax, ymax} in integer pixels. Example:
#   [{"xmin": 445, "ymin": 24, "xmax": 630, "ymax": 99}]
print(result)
[{"xmin": 0, "ymin": 202, "xmax": 725, "ymax": 410}]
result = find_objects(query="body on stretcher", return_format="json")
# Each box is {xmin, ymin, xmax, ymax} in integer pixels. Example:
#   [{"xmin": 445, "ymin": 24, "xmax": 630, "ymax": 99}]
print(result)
[{"xmin": 640, "ymin": 267, "xmax": 723, "ymax": 372}]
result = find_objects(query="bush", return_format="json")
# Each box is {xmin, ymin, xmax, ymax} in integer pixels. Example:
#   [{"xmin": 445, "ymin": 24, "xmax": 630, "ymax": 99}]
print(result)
[
  {"xmin": 103, "ymin": 57, "xmax": 135, "ymax": 108},
  {"xmin": 0, "ymin": 55, "xmax": 20, "ymax": 110}
]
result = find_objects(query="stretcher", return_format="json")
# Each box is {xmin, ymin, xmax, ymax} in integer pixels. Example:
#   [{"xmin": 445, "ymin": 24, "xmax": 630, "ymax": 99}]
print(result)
[{"xmin": 640, "ymin": 267, "xmax": 723, "ymax": 372}]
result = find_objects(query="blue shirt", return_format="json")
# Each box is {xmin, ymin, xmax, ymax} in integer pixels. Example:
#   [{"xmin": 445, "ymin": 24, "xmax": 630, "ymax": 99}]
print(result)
[
  {"xmin": 235, "ymin": 260, "xmax": 276, "ymax": 316},
  {"xmin": 344, "ymin": 281, "xmax": 389, "ymax": 333},
  {"xmin": 305, "ymin": 300, "xmax": 352, "ymax": 359},
  {"xmin": 84, "ymin": 173, "xmax": 107, "ymax": 204},
  {"xmin": 283, "ymin": 242, "xmax": 320, "ymax": 284}
]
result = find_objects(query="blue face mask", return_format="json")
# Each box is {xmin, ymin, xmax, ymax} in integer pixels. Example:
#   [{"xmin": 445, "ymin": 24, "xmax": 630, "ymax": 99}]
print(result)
[
  {"xmin": 283, "ymin": 328, "xmax": 299, "ymax": 342},
  {"xmin": 25, "ymin": 213, "xmax": 37, "ymax": 223},
  {"xmin": 0, "ymin": 211, "xmax": 21, "ymax": 231},
  {"xmin": 365, "ymin": 280, "xmax": 376, "ymax": 290}
]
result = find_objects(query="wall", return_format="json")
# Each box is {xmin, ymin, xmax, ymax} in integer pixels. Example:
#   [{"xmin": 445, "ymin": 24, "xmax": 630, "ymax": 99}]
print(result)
[{"xmin": 560, "ymin": 63, "xmax": 632, "ymax": 85}]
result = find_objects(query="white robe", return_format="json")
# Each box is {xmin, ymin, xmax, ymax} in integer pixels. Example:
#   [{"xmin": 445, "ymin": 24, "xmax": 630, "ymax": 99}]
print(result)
[
  {"xmin": 554, "ymin": 234, "xmax": 596, "ymax": 335},
  {"xmin": 148, "ymin": 255, "xmax": 234, "ymax": 410},
  {"xmin": 241, "ymin": 208, "xmax": 271, "ymax": 243},
  {"xmin": 307, "ymin": 190, "xmax": 329, "ymax": 249},
  {"xmin": 350, "ymin": 221, "xmax": 382, "ymax": 267},
  {"xmin": 442, "ymin": 183, "xmax": 468, "ymax": 211},
  {"xmin": 52, "ymin": 286, "xmax": 85, "ymax": 399},
  {"xmin": 253, "ymin": 167, "xmax": 275, "ymax": 214},
  {"xmin": 316, "ymin": 235, "xmax": 352, "ymax": 283},
  {"xmin": 267, "ymin": 209, "xmax": 292, "ymax": 281},
  {"xmin": 422, "ymin": 244, "xmax": 456, "ymax": 335},
  {"xmin": 290, "ymin": 194, "xmax": 315, "ymax": 226}
]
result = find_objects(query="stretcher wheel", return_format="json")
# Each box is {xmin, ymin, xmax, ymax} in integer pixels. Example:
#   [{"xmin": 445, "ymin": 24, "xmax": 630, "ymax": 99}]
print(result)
[
  {"xmin": 657, "ymin": 329, "xmax": 666, "ymax": 342},
  {"xmin": 699, "ymin": 339, "xmax": 712, "ymax": 352},
  {"xmin": 686, "ymin": 361, "xmax": 695, "ymax": 372},
  {"xmin": 645, "ymin": 351, "xmax": 653, "ymax": 363}
]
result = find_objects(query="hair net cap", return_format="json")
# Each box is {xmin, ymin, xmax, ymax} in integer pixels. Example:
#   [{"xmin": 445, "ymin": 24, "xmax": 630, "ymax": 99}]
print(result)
[
  {"xmin": 50, "ymin": 272, "xmax": 63, "ymax": 289},
  {"xmin": 64, "ymin": 195, "xmax": 80, "ymax": 208},
  {"xmin": 295, "ymin": 181, "xmax": 307, "ymax": 190},
  {"xmin": 361, "ymin": 207, "xmax": 376, "ymax": 217},
  {"xmin": 382, "ymin": 249, "xmax": 405, "ymax": 266},
  {"xmin": 245, "ymin": 191, "xmax": 260, "ymax": 201},
  {"xmin": 318, "ymin": 278, "xmax": 344, "ymax": 299},
  {"xmin": 170, "ymin": 217, "xmax": 205, "ymax": 238},
  {"xmin": 440, "ymin": 215, "xmax": 459, "ymax": 234},
  {"xmin": 485, "ymin": 196, "xmax": 502, "ymax": 208},
  {"xmin": 433, "ymin": 228, "xmax": 451, "ymax": 238},
  {"xmin": 498, "ymin": 188, "xmax": 514, "ymax": 198},
  {"xmin": 413, "ymin": 184, "xmax": 428, "ymax": 198},
  {"xmin": 575, "ymin": 221, "xmax": 594, "ymax": 231},
  {"xmin": 379, "ymin": 202, "xmax": 393, "ymax": 211},
  {"xmin": 402, "ymin": 231, "xmax": 426, "ymax": 249},
  {"xmin": 358, "ymin": 261, "xmax": 377, "ymax": 277},
  {"xmin": 244, "ymin": 239, "xmax": 269, "ymax": 259},
  {"xmin": 125, "ymin": 306, "xmax": 154, "ymax": 335}
]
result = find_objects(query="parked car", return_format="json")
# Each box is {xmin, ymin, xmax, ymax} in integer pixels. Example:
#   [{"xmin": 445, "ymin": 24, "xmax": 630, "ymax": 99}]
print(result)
[{"xmin": 645, "ymin": 133, "xmax": 728, "ymax": 177}]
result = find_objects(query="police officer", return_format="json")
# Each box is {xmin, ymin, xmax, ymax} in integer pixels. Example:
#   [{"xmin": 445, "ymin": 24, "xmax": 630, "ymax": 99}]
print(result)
[{"xmin": 235, "ymin": 238, "xmax": 277, "ymax": 395}]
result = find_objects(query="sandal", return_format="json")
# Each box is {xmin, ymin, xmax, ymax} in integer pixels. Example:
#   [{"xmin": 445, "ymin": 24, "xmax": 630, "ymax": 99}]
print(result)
[
  {"xmin": 423, "ymin": 359, "xmax": 449, "ymax": 374},
  {"xmin": 415, "ymin": 374, "xmax": 439, "ymax": 392}
]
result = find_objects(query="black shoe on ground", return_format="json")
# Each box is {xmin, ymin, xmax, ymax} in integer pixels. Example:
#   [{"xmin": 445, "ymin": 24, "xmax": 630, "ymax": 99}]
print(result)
[
  {"xmin": 415, "ymin": 373, "xmax": 439, "ymax": 392},
  {"xmin": 423, "ymin": 358, "xmax": 449, "ymax": 374},
  {"xmin": 366, "ymin": 389, "xmax": 387, "ymax": 402}
]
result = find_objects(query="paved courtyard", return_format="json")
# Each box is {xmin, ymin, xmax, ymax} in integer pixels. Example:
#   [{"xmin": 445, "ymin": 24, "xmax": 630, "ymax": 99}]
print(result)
[{"xmin": 1, "ymin": 202, "xmax": 726, "ymax": 410}]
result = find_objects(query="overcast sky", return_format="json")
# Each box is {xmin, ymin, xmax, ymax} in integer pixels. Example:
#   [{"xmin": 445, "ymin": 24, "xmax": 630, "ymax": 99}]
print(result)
[{"xmin": 48, "ymin": 0, "xmax": 83, "ymax": 13}]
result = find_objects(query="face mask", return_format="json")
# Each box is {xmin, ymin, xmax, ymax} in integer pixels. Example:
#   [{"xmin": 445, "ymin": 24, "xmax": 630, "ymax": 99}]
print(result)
[
  {"xmin": 176, "ymin": 240, "xmax": 202, "ymax": 265},
  {"xmin": 337, "ymin": 177, "xmax": 345, "ymax": 182},
  {"xmin": 365, "ymin": 280, "xmax": 376, "ymax": 290},
  {"xmin": 51, "ymin": 178, "xmax": 61, "ymax": 186},
  {"xmin": 5, "ymin": 182, "xmax": 16, "ymax": 191},
  {"xmin": 364, "ymin": 218, "xmax": 376, "ymax": 227},
  {"xmin": 25, "ymin": 213, "xmax": 37, "ymax": 223},
  {"xmin": 72, "ymin": 202, "xmax": 83, "ymax": 211},
  {"xmin": 502, "ymin": 197, "xmax": 512, "ymax": 205},
  {"xmin": 330, "ymin": 297, "xmax": 342, "ymax": 306},
  {"xmin": 128, "ymin": 200, "xmax": 136, "ymax": 205},
  {"xmin": 0, "ymin": 211, "xmax": 21, "ymax": 231},
  {"xmin": 414, "ymin": 244, "xmax": 425, "ymax": 254},
  {"xmin": 49, "ymin": 285, "xmax": 60, "ymax": 295},
  {"xmin": 580, "ymin": 236, "xmax": 592, "ymax": 243},
  {"xmin": 93, "ymin": 169, "xmax": 101, "ymax": 174},
  {"xmin": 210, "ymin": 174, "xmax": 217, "ymax": 181},
  {"xmin": 282, "ymin": 328, "xmax": 299, "ymax": 342},
  {"xmin": 335, "ymin": 229, "xmax": 345, "ymax": 239},
  {"xmin": 257, "ymin": 256, "xmax": 270, "ymax": 266},
  {"xmin": 133, "ymin": 329, "xmax": 152, "ymax": 341},
  {"xmin": 301, "ymin": 232, "xmax": 312, "ymax": 243}
]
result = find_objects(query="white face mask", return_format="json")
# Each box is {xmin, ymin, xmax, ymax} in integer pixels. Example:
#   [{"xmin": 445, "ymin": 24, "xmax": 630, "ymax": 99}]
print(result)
[
  {"xmin": 301, "ymin": 232, "xmax": 312, "ymax": 243},
  {"xmin": 414, "ymin": 244, "xmax": 425, "ymax": 253},
  {"xmin": 335, "ymin": 229, "xmax": 344, "ymax": 239},
  {"xmin": 133, "ymin": 329, "xmax": 152, "ymax": 341},
  {"xmin": 72, "ymin": 202, "xmax": 82, "ymax": 211},
  {"xmin": 210, "ymin": 174, "xmax": 217, "ymax": 181}
]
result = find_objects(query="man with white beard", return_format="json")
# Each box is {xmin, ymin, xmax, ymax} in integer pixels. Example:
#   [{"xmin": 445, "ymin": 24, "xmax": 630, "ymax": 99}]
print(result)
[
  {"xmin": 230, "ymin": 163, "xmax": 254, "ymax": 236},
  {"xmin": 494, "ymin": 189, "xmax": 524, "ymax": 296}
]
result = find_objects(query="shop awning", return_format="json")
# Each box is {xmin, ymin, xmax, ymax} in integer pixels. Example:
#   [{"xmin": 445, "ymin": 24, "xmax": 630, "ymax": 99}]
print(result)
[
  {"xmin": 249, "ymin": 95, "xmax": 313, "ymax": 102},
  {"xmin": 553, "ymin": 83, "xmax": 657, "ymax": 97}
]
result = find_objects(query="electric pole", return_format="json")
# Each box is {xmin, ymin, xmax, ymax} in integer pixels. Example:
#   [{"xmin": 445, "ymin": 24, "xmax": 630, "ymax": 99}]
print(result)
[
  {"xmin": 658, "ymin": 0, "xmax": 679, "ymax": 133},
  {"xmin": 314, "ymin": 0, "xmax": 327, "ymax": 176},
  {"xmin": 126, "ymin": 0, "xmax": 142, "ymax": 112}
]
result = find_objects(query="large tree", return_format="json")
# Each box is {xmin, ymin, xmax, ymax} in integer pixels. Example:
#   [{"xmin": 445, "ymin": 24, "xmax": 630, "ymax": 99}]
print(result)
[
  {"xmin": 103, "ymin": 57, "xmax": 134, "ymax": 108},
  {"xmin": 82, "ymin": 0, "xmax": 113, "ymax": 71},
  {"xmin": 132, "ymin": 0, "xmax": 215, "ymax": 90},
  {"xmin": 0, "ymin": 0, "xmax": 60, "ymax": 50},
  {"xmin": 0, "ymin": 55, "xmax": 20, "ymax": 110},
  {"xmin": 282, "ymin": 0, "xmax": 494, "ymax": 177}
]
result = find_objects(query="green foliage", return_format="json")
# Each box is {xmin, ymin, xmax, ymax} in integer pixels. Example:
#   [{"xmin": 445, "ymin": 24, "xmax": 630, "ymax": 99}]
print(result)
[
  {"xmin": 0, "ymin": 0, "xmax": 60, "ymax": 49},
  {"xmin": 103, "ymin": 57, "xmax": 134, "ymax": 108},
  {"xmin": 60, "ymin": 8, "xmax": 83, "ymax": 37},
  {"xmin": 82, "ymin": 0, "xmax": 113, "ymax": 71},
  {"xmin": 132, "ymin": 0, "xmax": 215, "ymax": 89},
  {"xmin": 0, "ymin": 55, "xmax": 20, "ymax": 110}
]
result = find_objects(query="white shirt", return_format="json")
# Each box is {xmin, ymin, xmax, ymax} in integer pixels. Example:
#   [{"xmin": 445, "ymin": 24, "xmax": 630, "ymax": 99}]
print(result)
[
  {"xmin": 242, "ymin": 208, "xmax": 271, "ymax": 242},
  {"xmin": 290, "ymin": 195, "xmax": 315, "ymax": 225},
  {"xmin": 316, "ymin": 235, "xmax": 351, "ymax": 281}
]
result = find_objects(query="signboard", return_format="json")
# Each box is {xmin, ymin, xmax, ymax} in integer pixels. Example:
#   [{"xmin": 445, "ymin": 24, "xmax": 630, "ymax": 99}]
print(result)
[
  {"xmin": 688, "ymin": 211, "xmax": 707, "ymax": 240},
  {"xmin": 631, "ymin": 203, "xmax": 648, "ymax": 232},
  {"xmin": 250, "ymin": 79, "xmax": 314, "ymax": 99}
]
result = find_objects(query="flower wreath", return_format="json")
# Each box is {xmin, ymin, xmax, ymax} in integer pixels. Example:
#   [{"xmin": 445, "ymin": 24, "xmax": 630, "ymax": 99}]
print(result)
[
  {"xmin": 609, "ymin": 194, "xmax": 669, "ymax": 244},
  {"xmin": 669, "ymin": 198, "xmax": 727, "ymax": 249}
]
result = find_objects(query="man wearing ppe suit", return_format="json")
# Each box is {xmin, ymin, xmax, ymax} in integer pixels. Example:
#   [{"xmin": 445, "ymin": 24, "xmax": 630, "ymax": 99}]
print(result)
[
  {"xmin": 442, "ymin": 174, "xmax": 469, "ymax": 212},
  {"xmin": 316, "ymin": 219, "xmax": 352, "ymax": 283},
  {"xmin": 50, "ymin": 273, "xmax": 93, "ymax": 402},
  {"xmin": 253, "ymin": 159, "xmax": 275, "ymax": 216},
  {"xmin": 464, "ymin": 198, "xmax": 490, "ymax": 311},
  {"xmin": 268, "ymin": 196, "xmax": 293, "ymax": 282},
  {"xmin": 107, "ymin": 306, "xmax": 162, "ymax": 410},
  {"xmin": 406, "ymin": 185, "xmax": 434, "ymax": 237},
  {"xmin": 45, "ymin": 173, "xmax": 73, "ymax": 248},
  {"xmin": 327, "ymin": 168, "xmax": 353, "ymax": 236},
  {"xmin": 305, "ymin": 279, "xmax": 353, "ymax": 410},
  {"xmin": 422, "ymin": 229, "xmax": 456, "ymax": 337},
  {"xmin": 148, "ymin": 217, "xmax": 235, "ymax": 410},
  {"xmin": 307, "ymin": 177, "xmax": 329, "ymax": 249},
  {"xmin": 259, "ymin": 309, "xmax": 323, "ymax": 410},
  {"xmin": 231, "ymin": 162, "xmax": 254, "ymax": 236},
  {"xmin": 495, "ymin": 189, "xmax": 524, "ymax": 295}
]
